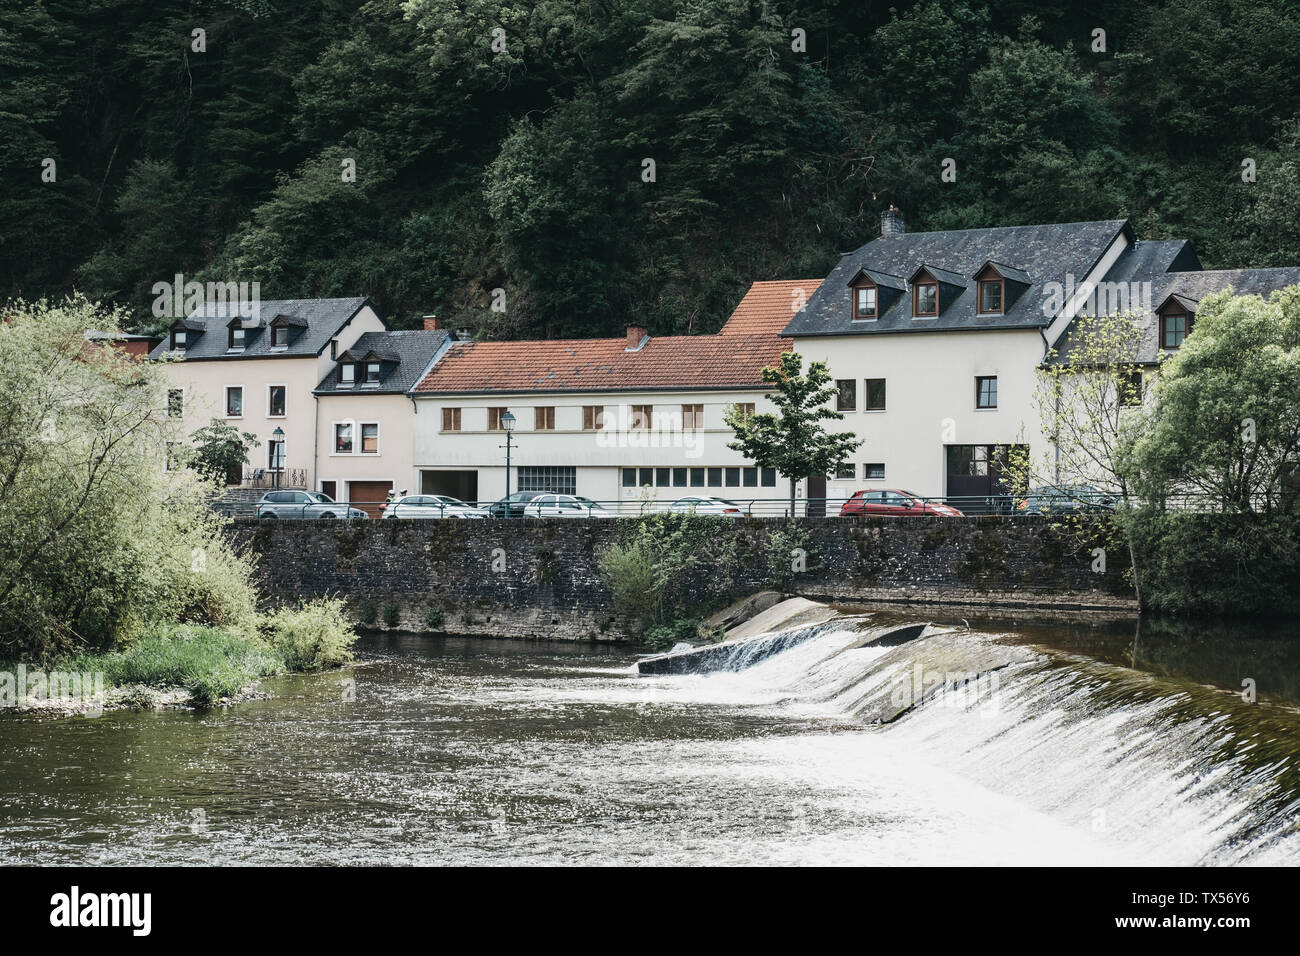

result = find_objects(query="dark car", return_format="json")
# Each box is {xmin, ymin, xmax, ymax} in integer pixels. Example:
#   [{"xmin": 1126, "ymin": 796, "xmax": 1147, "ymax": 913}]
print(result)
[
  {"xmin": 839, "ymin": 489, "xmax": 965, "ymax": 517},
  {"xmin": 486, "ymin": 491, "xmax": 545, "ymax": 518},
  {"xmin": 1015, "ymin": 484, "xmax": 1116, "ymax": 514}
]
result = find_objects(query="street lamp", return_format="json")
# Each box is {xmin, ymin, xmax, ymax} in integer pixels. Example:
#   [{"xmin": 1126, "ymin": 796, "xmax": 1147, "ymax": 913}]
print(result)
[
  {"xmin": 271, "ymin": 426, "xmax": 285, "ymax": 489},
  {"xmin": 500, "ymin": 411, "xmax": 516, "ymax": 517}
]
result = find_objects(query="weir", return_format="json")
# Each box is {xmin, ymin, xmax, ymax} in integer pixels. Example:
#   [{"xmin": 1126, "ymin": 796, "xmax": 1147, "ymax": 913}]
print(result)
[{"xmin": 633, "ymin": 599, "xmax": 1300, "ymax": 865}]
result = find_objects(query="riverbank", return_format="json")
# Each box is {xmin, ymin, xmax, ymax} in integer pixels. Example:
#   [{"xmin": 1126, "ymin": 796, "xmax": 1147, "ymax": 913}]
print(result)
[{"xmin": 0, "ymin": 600, "xmax": 359, "ymax": 717}]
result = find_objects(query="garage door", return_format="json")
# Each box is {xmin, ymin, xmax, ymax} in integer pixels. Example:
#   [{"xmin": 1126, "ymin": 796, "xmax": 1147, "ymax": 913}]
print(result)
[{"xmin": 348, "ymin": 481, "xmax": 393, "ymax": 519}]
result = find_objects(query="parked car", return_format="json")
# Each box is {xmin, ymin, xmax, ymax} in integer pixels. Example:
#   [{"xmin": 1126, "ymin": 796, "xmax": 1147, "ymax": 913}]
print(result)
[
  {"xmin": 839, "ymin": 489, "xmax": 965, "ymax": 517},
  {"xmin": 522, "ymin": 494, "xmax": 617, "ymax": 518},
  {"xmin": 1015, "ymin": 485, "xmax": 1116, "ymax": 514},
  {"xmin": 381, "ymin": 495, "xmax": 488, "ymax": 519},
  {"xmin": 257, "ymin": 490, "xmax": 367, "ymax": 520},
  {"xmin": 486, "ymin": 491, "xmax": 546, "ymax": 518},
  {"xmin": 669, "ymin": 495, "xmax": 747, "ymax": 516}
]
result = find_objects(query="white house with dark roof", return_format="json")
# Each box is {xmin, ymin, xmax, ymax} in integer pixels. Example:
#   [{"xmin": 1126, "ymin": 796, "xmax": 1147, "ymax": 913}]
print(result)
[
  {"xmin": 312, "ymin": 319, "xmax": 451, "ymax": 515},
  {"xmin": 150, "ymin": 297, "xmax": 384, "ymax": 488}
]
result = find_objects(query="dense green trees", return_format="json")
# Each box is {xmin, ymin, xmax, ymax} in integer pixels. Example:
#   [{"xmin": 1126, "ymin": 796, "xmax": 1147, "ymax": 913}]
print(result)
[{"xmin": 5, "ymin": 1, "xmax": 1300, "ymax": 338}]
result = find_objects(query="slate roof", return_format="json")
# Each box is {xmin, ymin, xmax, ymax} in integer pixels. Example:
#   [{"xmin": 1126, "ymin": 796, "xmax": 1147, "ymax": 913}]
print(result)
[
  {"xmin": 413, "ymin": 333, "xmax": 790, "ymax": 395},
  {"xmin": 148, "ymin": 297, "xmax": 373, "ymax": 361},
  {"xmin": 782, "ymin": 219, "xmax": 1130, "ymax": 336},
  {"xmin": 1052, "ymin": 257, "xmax": 1300, "ymax": 365},
  {"xmin": 315, "ymin": 329, "xmax": 450, "ymax": 395},
  {"xmin": 719, "ymin": 279, "xmax": 823, "ymax": 334}
]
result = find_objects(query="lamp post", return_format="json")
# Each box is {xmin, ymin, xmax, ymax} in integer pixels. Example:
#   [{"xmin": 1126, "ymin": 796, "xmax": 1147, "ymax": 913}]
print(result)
[
  {"xmin": 500, "ymin": 410, "xmax": 516, "ymax": 517},
  {"xmin": 271, "ymin": 426, "xmax": 284, "ymax": 489}
]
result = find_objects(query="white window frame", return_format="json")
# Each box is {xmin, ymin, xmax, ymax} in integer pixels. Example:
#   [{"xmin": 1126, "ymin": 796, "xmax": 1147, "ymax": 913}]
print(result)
[
  {"xmin": 332, "ymin": 420, "xmax": 356, "ymax": 456},
  {"xmin": 224, "ymin": 385, "xmax": 244, "ymax": 419},
  {"xmin": 266, "ymin": 383, "xmax": 288, "ymax": 419}
]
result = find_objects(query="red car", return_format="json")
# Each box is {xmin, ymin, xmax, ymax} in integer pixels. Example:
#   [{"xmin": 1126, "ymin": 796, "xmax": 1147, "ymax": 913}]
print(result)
[{"xmin": 839, "ymin": 489, "xmax": 965, "ymax": 517}]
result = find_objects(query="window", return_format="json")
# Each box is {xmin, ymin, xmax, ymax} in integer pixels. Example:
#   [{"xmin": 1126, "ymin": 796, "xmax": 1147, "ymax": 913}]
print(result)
[
  {"xmin": 725, "ymin": 467, "xmax": 740, "ymax": 487},
  {"xmin": 853, "ymin": 285, "xmax": 877, "ymax": 319},
  {"xmin": 656, "ymin": 467, "xmax": 670, "ymax": 486},
  {"xmin": 631, "ymin": 405, "xmax": 653, "ymax": 430},
  {"xmin": 836, "ymin": 379, "xmax": 857, "ymax": 412},
  {"xmin": 167, "ymin": 389, "xmax": 184, "ymax": 419},
  {"xmin": 1161, "ymin": 312, "xmax": 1189, "ymax": 349},
  {"xmin": 518, "ymin": 466, "xmax": 576, "ymax": 496},
  {"xmin": 225, "ymin": 386, "xmax": 243, "ymax": 417},
  {"xmin": 271, "ymin": 325, "xmax": 289, "ymax": 348},
  {"xmin": 487, "ymin": 407, "xmax": 509, "ymax": 431},
  {"xmin": 835, "ymin": 463, "xmax": 856, "ymax": 480},
  {"xmin": 1120, "ymin": 370, "xmax": 1143, "ymax": 407},
  {"xmin": 228, "ymin": 325, "xmax": 245, "ymax": 350},
  {"xmin": 732, "ymin": 403, "xmax": 755, "ymax": 420},
  {"xmin": 622, "ymin": 468, "xmax": 637, "ymax": 487},
  {"xmin": 914, "ymin": 282, "xmax": 938, "ymax": 316},
  {"xmin": 682, "ymin": 404, "xmax": 704, "ymax": 429},
  {"xmin": 165, "ymin": 441, "xmax": 182, "ymax": 471},
  {"xmin": 534, "ymin": 406, "xmax": 555, "ymax": 430},
  {"xmin": 267, "ymin": 385, "xmax": 286, "ymax": 417},
  {"xmin": 976, "ymin": 376, "xmax": 998, "ymax": 409},
  {"xmin": 978, "ymin": 279, "xmax": 1004, "ymax": 315},
  {"xmin": 364, "ymin": 362, "xmax": 381, "ymax": 385},
  {"xmin": 339, "ymin": 363, "xmax": 356, "ymax": 387},
  {"xmin": 761, "ymin": 467, "xmax": 777, "ymax": 487},
  {"xmin": 673, "ymin": 467, "xmax": 688, "ymax": 487},
  {"xmin": 361, "ymin": 423, "xmax": 379, "ymax": 454},
  {"xmin": 442, "ymin": 407, "xmax": 462, "ymax": 432},
  {"xmin": 864, "ymin": 463, "xmax": 885, "ymax": 480},
  {"xmin": 743, "ymin": 467, "xmax": 758, "ymax": 487},
  {"xmin": 171, "ymin": 329, "xmax": 187, "ymax": 351},
  {"xmin": 690, "ymin": 467, "xmax": 705, "ymax": 486},
  {"xmin": 583, "ymin": 406, "xmax": 604, "ymax": 430},
  {"xmin": 639, "ymin": 467, "xmax": 654, "ymax": 487},
  {"xmin": 865, "ymin": 378, "xmax": 886, "ymax": 411},
  {"xmin": 707, "ymin": 467, "xmax": 723, "ymax": 486},
  {"xmin": 334, "ymin": 423, "xmax": 353, "ymax": 454},
  {"xmin": 268, "ymin": 439, "xmax": 284, "ymax": 470}
]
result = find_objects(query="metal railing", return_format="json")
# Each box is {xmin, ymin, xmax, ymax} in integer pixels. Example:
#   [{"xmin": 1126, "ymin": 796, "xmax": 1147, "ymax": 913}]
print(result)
[{"xmin": 238, "ymin": 490, "xmax": 1156, "ymax": 520}]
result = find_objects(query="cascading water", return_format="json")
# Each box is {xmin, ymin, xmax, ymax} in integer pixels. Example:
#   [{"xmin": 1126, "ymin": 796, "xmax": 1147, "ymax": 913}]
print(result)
[{"xmin": 635, "ymin": 613, "xmax": 1300, "ymax": 865}]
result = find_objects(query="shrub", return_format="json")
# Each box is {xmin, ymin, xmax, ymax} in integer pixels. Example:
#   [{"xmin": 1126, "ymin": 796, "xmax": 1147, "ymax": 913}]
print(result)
[
  {"xmin": 424, "ymin": 607, "xmax": 445, "ymax": 630},
  {"xmin": 382, "ymin": 602, "xmax": 400, "ymax": 628},
  {"xmin": 598, "ymin": 538, "xmax": 658, "ymax": 620},
  {"xmin": 259, "ymin": 597, "xmax": 358, "ymax": 670},
  {"xmin": 357, "ymin": 602, "xmax": 378, "ymax": 626},
  {"xmin": 642, "ymin": 618, "xmax": 701, "ymax": 651}
]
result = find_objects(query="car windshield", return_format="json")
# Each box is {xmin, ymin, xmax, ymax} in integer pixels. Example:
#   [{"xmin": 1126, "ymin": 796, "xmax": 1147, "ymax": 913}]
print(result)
[
  {"xmin": 309, "ymin": 492, "xmax": 334, "ymax": 503},
  {"xmin": 433, "ymin": 496, "xmax": 467, "ymax": 506},
  {"xmin": 573, "ymin": 497, "xmax": 606, "ymax": 510}
]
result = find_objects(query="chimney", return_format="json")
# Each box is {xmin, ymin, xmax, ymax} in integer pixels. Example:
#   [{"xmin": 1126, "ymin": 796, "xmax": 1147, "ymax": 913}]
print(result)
[
  {"xmin": 625, "ymin": 324, "xmax": 648, "ymax": 350},
  {"xmin": 881, "ymin": 205, "xmax": 905, "ymax": 238},
  {"xmin": 423, "ymin": 314, "xmax": 442, "ymax": 331}
]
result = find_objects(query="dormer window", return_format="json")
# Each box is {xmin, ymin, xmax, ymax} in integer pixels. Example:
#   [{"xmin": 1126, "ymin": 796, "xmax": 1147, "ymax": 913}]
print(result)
[
  {"xmin": 171, "ymin": 329, "xmax": 187, "ymax": 351},
  {"xmin": 853, "ymin": 286, "xmax": 877, "ymax": 320},
  {"xmin": 339, "ymin": 363, "xmax": 356, "ymax": 387},
  {"xmin": 978, "ymin": 279, "xmax": 1004, "ymax": 314},
  {"xmin": 271, "ymin": 325, "xmax": 289, "ymax": 349},
  {"xmin": 1161, "ymin": 312, "xmax": 1189, "ymax": 349},
  {"xmin": 228, "ymin": 325, "xmax": 246, "ymax": 350},
  {"xmin": 364, "ymin": 361, "xmax": 381, "ymax": 385},
  {"xmin": 914, "ymin": 282, "xmax": 938, "ymax": 317}
]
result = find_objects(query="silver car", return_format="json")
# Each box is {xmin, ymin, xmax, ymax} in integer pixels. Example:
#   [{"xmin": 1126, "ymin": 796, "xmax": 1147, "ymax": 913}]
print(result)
[
  {"xmin": 522, "ymin": 494, "xmax": 618, "ymax": 518},
  {"xmin": 381, "ymin": 495, "xmax": 489, "ymax": 519},
  {"xmin": 257, "ymin": 490, "xmax": 367, "ymax": 520}
]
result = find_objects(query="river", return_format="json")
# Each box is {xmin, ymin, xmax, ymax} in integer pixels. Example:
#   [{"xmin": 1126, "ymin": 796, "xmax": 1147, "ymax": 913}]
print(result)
[{"xmin": 2, "ymin": 611, "xmax": 1298, "ymax": 865}]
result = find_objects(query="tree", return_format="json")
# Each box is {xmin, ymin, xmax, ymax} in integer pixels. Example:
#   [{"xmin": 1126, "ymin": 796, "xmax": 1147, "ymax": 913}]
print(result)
[
  {"xmin": 724, "ymin": 351, "xmax": 862, "ymax": 516},
  {"xmin": 0, "ymin": 296, "xmax": 258, "ymax": 660},
  {"xmin": 189, "ymin": 419, "xmax": 260, "ymax": 485},
  {"xmin": 1121, "ymin": 287, "xmax": 1300, "ymax": 514}
]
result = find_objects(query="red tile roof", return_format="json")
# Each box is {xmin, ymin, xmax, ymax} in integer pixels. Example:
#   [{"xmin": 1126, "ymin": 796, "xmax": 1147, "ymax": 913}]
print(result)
[
  {"xmin": 413, "ymin": 333, "xmax": 790, "ymax": 394},
  {"xmin": 718, "ymin": 279, "xmax": 824, "ymax": 335}
]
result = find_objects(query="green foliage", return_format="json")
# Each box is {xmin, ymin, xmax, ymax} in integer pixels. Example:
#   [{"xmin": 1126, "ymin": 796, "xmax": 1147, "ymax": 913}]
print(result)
[
  {"xmin": 65, "ymin": 623, "xmax": 285, "ymax": 709},
  {"xmin": 642, "ymin": 618, "xmax": 703, "ymax": 652},
  {"xmin": 0, "ymin": 297, "xmax": 260, "ymax": 660},
  {"xmin": 381, "ymin": 602, "xmax": 400, "ymax": 628},
  {"xmin": 259, "ymin": 597, "xmax": 358, "ymax": 671},
  {"xmin": 189, "ymin": 418, "xmax": 260, "ymax": 484},
  {"xmin": 725, "ymin": 351, "xmax": 862, "ymax": 512},
  {"xmin": 424, "ymin": 607, "xmax": 445, "ymax": 630},
  {"xmin": 598, "ymin": 536, "xmax": 658, "ymax": 622},
  {"xmin": 357, "ymin": 602, "xmax": 378, "ymax": 626}
]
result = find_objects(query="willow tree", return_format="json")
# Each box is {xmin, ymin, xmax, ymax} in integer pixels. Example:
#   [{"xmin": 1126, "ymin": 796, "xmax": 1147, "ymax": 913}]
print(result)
[{"xmin": 724, "ymin": 351, "xmax": 862, "ymax": 516}]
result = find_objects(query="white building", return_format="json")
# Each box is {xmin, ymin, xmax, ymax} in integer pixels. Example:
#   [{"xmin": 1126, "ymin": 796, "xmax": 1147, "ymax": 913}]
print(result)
[{"xmin": 408, "ymin": 324, "xmax": 792, "ymax": 511}]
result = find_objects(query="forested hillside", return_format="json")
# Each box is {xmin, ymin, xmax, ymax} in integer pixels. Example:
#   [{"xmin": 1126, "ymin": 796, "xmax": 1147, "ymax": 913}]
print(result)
[{"xmin": 4, "ymin": 0, "xmax": 1300, "ymax": 338}]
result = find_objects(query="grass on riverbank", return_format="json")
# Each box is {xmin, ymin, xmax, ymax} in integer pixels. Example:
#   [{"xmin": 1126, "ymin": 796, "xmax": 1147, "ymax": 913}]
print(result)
[{"xmin": 57, "ymin": 598, "xmax": 358, "ymax": 709}]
